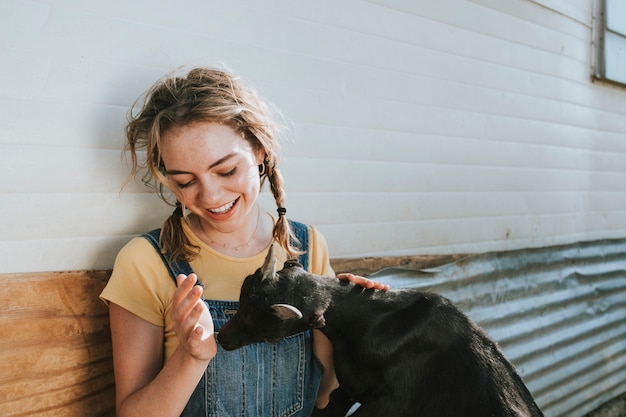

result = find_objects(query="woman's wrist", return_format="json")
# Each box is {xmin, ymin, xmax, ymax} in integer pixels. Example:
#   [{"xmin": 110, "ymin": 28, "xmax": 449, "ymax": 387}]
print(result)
[{"xmin": 173, "ymin": 334, "xmax": 216, "ymax": 367}]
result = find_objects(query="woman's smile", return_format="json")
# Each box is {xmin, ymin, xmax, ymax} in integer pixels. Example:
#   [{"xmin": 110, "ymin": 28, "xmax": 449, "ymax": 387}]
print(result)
[{"xmin": 208, "ymin": 198, "xmax": 238, "ymax": 215}]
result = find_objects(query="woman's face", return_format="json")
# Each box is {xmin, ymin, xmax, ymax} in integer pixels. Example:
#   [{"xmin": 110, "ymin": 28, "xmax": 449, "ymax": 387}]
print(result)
[{"xmin": 160, "ymin": 121, "xmax": 265, "ymax": 233}]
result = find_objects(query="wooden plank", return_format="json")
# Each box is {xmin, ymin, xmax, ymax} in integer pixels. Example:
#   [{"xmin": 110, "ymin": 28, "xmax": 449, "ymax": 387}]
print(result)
[
  {"xmin": 330, "ymin": 254, "xmax": 466, "ymax": 276},
  {"xmin": 0, "ymin": 270, "xmax": 114, "ymax": 417}
]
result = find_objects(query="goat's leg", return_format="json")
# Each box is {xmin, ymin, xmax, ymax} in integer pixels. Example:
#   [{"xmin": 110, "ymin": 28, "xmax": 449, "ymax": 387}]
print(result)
[{"xmin": 310, "ymin": 387, "xmax": 356, "ymax": 417}]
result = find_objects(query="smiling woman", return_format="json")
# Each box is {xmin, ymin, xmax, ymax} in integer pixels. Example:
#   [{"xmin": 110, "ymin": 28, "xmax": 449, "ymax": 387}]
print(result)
[{"xmin": 99, "ymin": 67, "xmax": 347, "ymax": 417}]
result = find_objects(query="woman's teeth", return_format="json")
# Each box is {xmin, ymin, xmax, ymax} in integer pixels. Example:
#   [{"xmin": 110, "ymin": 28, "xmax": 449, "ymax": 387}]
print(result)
[{"xmin": 209, "ymin": 200, "xmax": 236, "ymax": 214}]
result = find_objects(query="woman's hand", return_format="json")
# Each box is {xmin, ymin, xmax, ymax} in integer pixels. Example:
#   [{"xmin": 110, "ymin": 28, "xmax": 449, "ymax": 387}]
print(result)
[
  {"xmin": 336, "ymin": 273, "xmax": 389, "ymax": 291},
  {"xmin": 110, "ymin": 277, "xmax": 217, "ymax": 417},
  {"xmin": 171, "ymin": 274, "xmax": 217, "ymax": 361}
]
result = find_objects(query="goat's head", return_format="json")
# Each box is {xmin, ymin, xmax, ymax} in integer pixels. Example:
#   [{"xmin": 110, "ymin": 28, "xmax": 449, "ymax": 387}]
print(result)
[{"xmin": 217, "ymin": 245, "xmax": 329, "ymax": 351}]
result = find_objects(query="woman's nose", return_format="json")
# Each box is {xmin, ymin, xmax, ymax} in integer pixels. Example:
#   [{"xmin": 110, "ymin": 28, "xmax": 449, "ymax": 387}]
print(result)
[{"xmin": 197, "ymin": 177, "xmax": 223, "ymax": 203}]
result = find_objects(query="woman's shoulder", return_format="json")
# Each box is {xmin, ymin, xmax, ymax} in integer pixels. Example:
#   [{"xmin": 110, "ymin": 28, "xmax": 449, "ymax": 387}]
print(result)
[
  {"xmin": 111, "ymin": 233, "xmax": 166, "ymax": 270},
  {"xmin": 100, "ymin": 232, "xmax": 175, "ymax": 325}
]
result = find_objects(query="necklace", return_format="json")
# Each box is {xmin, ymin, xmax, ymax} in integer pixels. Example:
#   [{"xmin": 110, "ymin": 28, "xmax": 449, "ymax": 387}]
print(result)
[{"xmin": 197, "ymin": 207, "xmax": 262, "ymax": 252}]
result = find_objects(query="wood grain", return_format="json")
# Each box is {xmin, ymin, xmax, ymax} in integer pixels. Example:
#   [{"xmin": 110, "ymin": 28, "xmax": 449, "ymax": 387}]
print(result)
[
  {"xmin": 331, "ymin": 254, "xmax": 465, "ymax": 276},
  {"xmin": 0, "ymin": 271, "xmax": 115, "ymax": 417}
]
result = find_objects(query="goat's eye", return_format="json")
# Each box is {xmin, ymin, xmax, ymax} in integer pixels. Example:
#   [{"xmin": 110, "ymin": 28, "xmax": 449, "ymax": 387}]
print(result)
[{"xmin": 284, "ymin": 260, "xmax": 302, "ymax": 269}]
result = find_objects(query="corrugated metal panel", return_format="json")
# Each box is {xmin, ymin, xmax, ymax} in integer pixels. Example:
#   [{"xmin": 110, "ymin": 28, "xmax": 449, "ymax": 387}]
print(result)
[{"xmin": 369, "ymin": 238, "xmax": 626, "ymax": 417}]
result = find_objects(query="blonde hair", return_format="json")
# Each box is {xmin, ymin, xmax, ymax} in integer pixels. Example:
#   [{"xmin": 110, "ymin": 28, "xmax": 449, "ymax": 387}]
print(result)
[{"xmin": 124, "ymin": 67, "xmax": 299, "ymax": 261}]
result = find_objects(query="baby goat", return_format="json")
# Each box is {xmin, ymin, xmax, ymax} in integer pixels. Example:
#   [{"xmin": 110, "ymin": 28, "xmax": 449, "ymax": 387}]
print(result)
[{"xmin": 218, "ymin": 245, "xmax": 544, "ymax": 417}]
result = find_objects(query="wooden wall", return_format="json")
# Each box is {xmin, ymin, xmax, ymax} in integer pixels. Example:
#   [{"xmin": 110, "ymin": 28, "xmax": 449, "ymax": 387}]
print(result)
[{"xmin": 0, "ymin": 271, "xmax": 114, "ymax": 417}]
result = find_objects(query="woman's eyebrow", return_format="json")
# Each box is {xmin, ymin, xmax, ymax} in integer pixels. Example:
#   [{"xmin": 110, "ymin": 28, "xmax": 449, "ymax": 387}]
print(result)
[{"xmin": 165, "ymin": 152, "xmax": 237, "ymax": 175}]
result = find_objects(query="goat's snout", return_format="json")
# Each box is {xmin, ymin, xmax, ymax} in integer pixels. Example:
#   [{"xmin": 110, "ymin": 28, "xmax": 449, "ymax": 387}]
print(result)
[{"xmin": 216, "ymin": 322, "xmax": 243, "ymax": 351}]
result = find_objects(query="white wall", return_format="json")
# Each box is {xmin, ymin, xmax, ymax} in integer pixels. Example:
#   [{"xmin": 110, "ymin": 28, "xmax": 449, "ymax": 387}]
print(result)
[{"xmin": 1, "ymin": 0, "xmax": 625, "ymax": 273}]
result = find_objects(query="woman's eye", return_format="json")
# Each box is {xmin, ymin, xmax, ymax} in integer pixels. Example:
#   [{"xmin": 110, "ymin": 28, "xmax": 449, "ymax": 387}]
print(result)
[
  {"xmin": 220, "ymin": 167, "xmax": 237, "ymax": 177},
  {"xmin": 176, "ymin": 180, "xmax": 193, "ymax": 189}
]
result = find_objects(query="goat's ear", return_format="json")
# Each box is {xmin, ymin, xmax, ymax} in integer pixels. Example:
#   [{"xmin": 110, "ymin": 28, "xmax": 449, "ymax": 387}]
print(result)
[
  {"xmin": 271, "ymin": 304, "xmax": 303, "ymax": 320},
  {"xmin": 260, "ymin": 244, "xmax": 277, "ymax": 282}
]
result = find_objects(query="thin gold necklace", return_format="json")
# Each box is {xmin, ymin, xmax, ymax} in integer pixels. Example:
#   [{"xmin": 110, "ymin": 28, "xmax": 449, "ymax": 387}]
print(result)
[{"xmin": 197, "ymin": 206, "xmax": 262, "ymax": 252}]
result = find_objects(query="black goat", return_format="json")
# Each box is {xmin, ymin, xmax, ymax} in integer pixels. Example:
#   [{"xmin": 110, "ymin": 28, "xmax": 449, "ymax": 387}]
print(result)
[{"xmin": 218, "ymin": 245, "xmax": 544, "ymax": 417}]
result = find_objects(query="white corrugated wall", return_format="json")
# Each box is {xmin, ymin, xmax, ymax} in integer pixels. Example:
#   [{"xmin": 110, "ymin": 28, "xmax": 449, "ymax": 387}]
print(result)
[{"xmin": 1, "ymin": 0, "xmax": 625, "ymax": 273}]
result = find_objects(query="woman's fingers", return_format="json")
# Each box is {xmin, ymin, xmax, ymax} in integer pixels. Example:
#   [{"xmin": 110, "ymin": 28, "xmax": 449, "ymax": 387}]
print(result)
[
  {"xmin": 171, "ymin": 274, "xmax": 217, "ymax": 360},
  {"xmin": 173, "ymin": 274, "xmax": 202, "ymax": 320},
  {"xmin": 336, "ymin": 273, "xmax": 390, "ymax": 291}
]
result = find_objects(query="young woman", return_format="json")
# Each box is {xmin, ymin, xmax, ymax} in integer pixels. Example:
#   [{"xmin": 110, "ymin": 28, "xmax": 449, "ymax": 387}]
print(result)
[{"xmin": 100, "ymin": 67, "xmax": 386, "ymax": 417}]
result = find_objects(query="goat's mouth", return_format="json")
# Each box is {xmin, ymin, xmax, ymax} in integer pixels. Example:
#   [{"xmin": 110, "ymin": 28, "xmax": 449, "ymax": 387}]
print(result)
[
  {"xmin": 215, "ymin": 333, "xmax": 235, "ymax": 350},
  {"xmin": 216, "ymin": 332, "xmax": 244, "ymax": 351}
]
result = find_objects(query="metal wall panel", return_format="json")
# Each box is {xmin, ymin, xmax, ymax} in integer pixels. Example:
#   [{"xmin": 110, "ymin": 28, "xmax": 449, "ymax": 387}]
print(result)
[
  {"xmin": 4, "ymin": 1, "xmax": 626, "ymax": 274},
  {"xmin": 370, "ymin": 238, "xmax": 626, "ymax": 417}
]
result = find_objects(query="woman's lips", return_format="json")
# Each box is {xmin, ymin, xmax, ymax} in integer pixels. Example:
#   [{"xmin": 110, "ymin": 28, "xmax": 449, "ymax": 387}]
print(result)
[
  {"xmin": 205, "ymin": 198, "xmax": 239, "ymax": 219},
  {"xmin": 209, "ymin": 199, "xmax": 237, "ymax": 214}
]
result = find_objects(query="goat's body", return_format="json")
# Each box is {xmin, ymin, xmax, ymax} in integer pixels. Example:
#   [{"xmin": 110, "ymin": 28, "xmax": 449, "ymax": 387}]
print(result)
[
  {"xmin": 217, "ymin": 249, "xmax": 544, "ymax": 417},
  {"xmin": 317, "ymin": 281, "xmax": 542, "ymax": 416}
]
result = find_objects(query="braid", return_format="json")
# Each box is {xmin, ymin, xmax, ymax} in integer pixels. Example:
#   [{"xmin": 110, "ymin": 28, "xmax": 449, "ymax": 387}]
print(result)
[
  {"xmin": 160, "ymin": 203, "xmax": 199, "ymax": 262},
  {"xmin": 266, "ymin": 165, "xmax": 303, "ymax": 257}
]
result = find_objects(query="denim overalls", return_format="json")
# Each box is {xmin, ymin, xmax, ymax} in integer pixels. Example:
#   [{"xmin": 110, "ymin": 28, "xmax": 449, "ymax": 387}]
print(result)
[{"xmin": 143, "ymin": 220, "xmax": 322, "ymax": 417}]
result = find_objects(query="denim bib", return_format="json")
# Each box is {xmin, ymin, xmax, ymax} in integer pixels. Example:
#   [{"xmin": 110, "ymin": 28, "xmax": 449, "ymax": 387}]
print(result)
[{"xmin": 143, "ymin": 220, "xmax": 322, "ymax": 416}]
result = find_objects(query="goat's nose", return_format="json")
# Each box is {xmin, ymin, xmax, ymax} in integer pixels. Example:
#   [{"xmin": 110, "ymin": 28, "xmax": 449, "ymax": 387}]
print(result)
[{"xmin": 216, "ymin": 332, "xmax": 241, "ymax": 351}]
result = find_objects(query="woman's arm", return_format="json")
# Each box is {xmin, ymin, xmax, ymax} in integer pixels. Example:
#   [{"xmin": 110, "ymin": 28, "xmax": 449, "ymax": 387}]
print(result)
[
  {"xmin": 110, "ymin": 274, "xmax": 216, "ymax": 417},
  {"xmin": 312, "ymin": 329, "xmax": 339, "ymax": 409}
]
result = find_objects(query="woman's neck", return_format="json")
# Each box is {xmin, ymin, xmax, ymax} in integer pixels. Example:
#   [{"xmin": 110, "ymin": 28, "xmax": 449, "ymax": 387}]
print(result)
[{"xmin": 191, "ymin": 207, "xmax": 273, "ymax": 257}]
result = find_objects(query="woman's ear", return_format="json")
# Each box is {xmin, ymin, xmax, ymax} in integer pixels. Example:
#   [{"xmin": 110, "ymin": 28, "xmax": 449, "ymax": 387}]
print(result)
[{"xmin": 255, "ymin": 149, "xmax": 267, "ymax": 166}]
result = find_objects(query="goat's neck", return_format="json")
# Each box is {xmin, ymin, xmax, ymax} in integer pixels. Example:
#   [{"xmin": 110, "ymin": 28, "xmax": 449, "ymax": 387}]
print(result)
[{"xmin": 318, "ymin": 280, "xmax": 385, "ymax": 334}]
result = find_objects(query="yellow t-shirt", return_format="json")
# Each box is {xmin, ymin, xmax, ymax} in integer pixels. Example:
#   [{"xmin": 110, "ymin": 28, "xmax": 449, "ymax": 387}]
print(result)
[{"xmin": 100, "ymin": 217, "xmax": 334, "ymax": 361}]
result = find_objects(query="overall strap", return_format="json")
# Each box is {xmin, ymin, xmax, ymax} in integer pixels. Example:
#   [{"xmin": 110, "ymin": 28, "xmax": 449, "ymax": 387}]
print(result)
[
  {"xmin": 288, "ymin": 219, "xmax": 310, "ymax": 271},
  {"xmin": 141, "ymin": 228, "xmax": 194, "ymax": 281}
]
